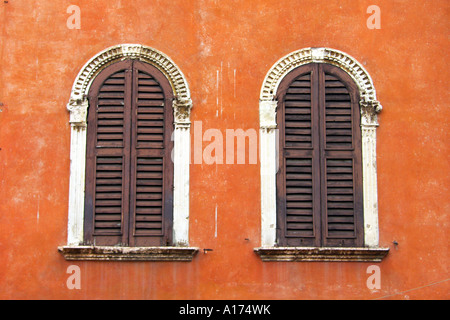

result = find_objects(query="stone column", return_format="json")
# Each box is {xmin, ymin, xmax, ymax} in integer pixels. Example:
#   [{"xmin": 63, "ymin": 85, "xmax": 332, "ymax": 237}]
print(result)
[
  {"xmin": 172, "ymin": 99, "xmax": 193, "ymax": 246},
  {"xmin": 360, "ymin": 98, "xmax": 382, "ymax": 247},
  {"xmin": 259, "ymin": 100, "xmax": 278, "ymax": 247},
  {"xmin": 66, "ymin": 98, "xmax": 88, "ymax": 245}
]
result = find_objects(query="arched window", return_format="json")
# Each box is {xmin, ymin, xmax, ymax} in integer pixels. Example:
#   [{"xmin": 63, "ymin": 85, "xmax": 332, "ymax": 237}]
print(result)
[
  {"xmin": 59, "ymin": 45, "xmax": 198, "ymax": 261},
  {"xmin": 84, "ymin": 59, "xmax": 174, "ymax": 247},
  {"xmin": 276, "ymin": 63, "xmax": 363, "ymax": 247},
  {"xmin": 256, "ymin": 48, "xmax": 389, "ymax": 261}
]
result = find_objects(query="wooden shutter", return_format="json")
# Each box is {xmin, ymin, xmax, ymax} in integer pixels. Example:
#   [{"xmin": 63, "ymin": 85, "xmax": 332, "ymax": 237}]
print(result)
[
  {"xmin": 277, "ymin": 64, "xmax": 321, "ymax": 247},
  {"xmin": 129, "ymin": 61, "xmax": 173, "ymax": 247},
  {"xmin": 277, "ymin": 63, "xmax": 363, "ymax": 247},
  {"xmin": 320, "ymin": 64, "xmax": 363, "ymax": 247},
  {"xmin": 84, "ymin": 60, "xmax": 173, "ymax": 247}
]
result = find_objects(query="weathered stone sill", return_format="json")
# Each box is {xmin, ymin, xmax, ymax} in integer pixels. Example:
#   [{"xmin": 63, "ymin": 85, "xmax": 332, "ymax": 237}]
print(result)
[
  {"xmin": 58, "ymin": 246, "xmax": 199, "ymax": 261},
  {"xmin": 254, "ymin": 247, "xmax": 389, "ymax": 262}
]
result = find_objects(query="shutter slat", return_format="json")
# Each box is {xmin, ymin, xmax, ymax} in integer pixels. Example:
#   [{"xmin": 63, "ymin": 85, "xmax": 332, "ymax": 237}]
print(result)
[
  {"xmin": 135, "ymin": 71, "xmax": 165, "ymax": 150},
  {"xmin": 100, "ymin": 85, "xmax": 126, "ymax": 92},
  {"xmin": 135, "ymin": 215, "xmax": 163, "ymax": 222},
  {"xmin": 138, "ymin": 79, "xmax": 159, "ymax": 86},
  {"xmin": 97, "ymin": 106, "xmax": 124, "ymax": 113},
  {"xmin": 136, "ymin": 101, "xmax": 165, "ymax": 107},
  {"xmin": 96, "ymin": 71, "xmax": 125, "ymax": 149},
  {"xmin": 133, "ymin": 153, "xmax": 164, "ymax": 236},
  {"xmin": 325, "ymin": 158, "xmax": 356, "ymax": 239},
  {"xmin": 285, "ymin": 94, "xmax": 311, "ymax": 101},
  {"xmin": 137, "ymin": 114, "xmax": 164, "ymax": 120},
  {"xmin": 285, "ymin": 101, "xmax": 311, "ymax": 107},
  {"xmin": 104, "ymin": 78, "xmax": 126, "ymax": 85},
  {"xmin": 98, "ymin": 92, "xmax": 125, "ymax": 99},
  {"xmin": 286, "ymin": 88, "xmax": 311, "ymax": 94},
  {"xmin": 284, "ymin": 74, "xmax": 312, "ymax": 149},
  {"xmin": 139, "ymin": 86, "xmax": 165, "ymax": 93},
  {"xmin": 95, "ymin": 215, "xmax": 122, "ymax": 221},
  {"xmin": 108, "ymin": 71, "xmax": 126, "ymax": 78},
  {"xmin": 325, "ymin": 73, "xmax": 353, "ymax": 150},
  {"xmin": 138, "ymin": 93, "xmax": 165, "ymax": 100},
  {"xmin": 285, "ymin": 157, "xmax": 314, "ymax": 237},
  {"xmin": 93, "ymin": 155, "xmax": 123, "ymax": 235}
]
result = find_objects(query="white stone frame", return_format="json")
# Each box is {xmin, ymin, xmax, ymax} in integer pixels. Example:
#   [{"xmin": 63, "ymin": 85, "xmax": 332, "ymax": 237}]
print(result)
[
  {"xmin": 65, "ymin": 44, "xmax": 192, "ymax": 247},
  {"xmin": 259, "ymin": 47, "xmax": 383, "ymax": 248}
]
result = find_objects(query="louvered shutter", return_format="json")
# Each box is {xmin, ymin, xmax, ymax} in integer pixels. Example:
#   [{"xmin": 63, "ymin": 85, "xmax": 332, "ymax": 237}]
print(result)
[
  {"xmin": 84, "ymin": 61, "xmax": 132, "ymax": 246},
  {"xmin": 320, "ymin": 64, "xmax": 363, "ymax": 247},
  {"xmin": 84, "ymin": 60, "xmax": 173, "ymax": 247},
  {"xmin": 277, "ymin": 64, "xmax": 321, "ymax": 247},
  {"xmin": 277, "ymin": 63, "xmax": 363, "ymax": 247},
  {"xmin": 129, "ymin": 61, "xmax": 173, "ymax": 247}
]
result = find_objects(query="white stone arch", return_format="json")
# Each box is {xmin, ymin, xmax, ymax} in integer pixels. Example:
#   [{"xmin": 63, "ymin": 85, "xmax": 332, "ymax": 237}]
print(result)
[
  {"xmin": 259, "ymin": 47, "xmax": 382, "ymax": 248},
  {"xmin": 66, "ymin": 44, "xmax": 192, "ymax": 247}
]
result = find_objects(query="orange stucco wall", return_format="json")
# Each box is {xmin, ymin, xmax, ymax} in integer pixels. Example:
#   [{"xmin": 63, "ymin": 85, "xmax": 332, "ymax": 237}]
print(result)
[{"xmin": 0, "ymin": 0, "xmax": 448, "ymax": 299}]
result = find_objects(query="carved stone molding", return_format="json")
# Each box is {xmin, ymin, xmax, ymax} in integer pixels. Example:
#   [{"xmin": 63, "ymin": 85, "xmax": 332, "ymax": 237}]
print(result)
[
  {"xmin": 67, "ymin": 98, "xmax": 88, "ymax": 128},
  {"xmin": 173, "ymin": 98, "xmax": 193, "ymax": 128},
  {"xmin": 360, "ymin": 97, "xmax": 383, "ymax": 126},
  {"xmin": 254, "ymin": 247, "xmax": 389, "ymax": 262},
  {"xmin": 259, "ymin": 100, "xmax": 277, "ymax": 129},
  {"xmin": 58, "ymin": 246, "xmax": 199, "ymax": 262},
  {"xmin": 68, "ymin": 44, "xmax": 192, "ymax": 127},
  {"xmin": 260, "ymin": 47, "xmax": 381, "ymax": 126}
]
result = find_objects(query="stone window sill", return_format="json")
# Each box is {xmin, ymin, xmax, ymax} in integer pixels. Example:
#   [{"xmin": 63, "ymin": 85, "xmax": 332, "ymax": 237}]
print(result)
[
  {"xmin": 254, "ymin": 246, "xmax": 389, "ymax": 262},
  {"xmin": 58, "ymin": 245, "xmax": 199, "ymax": 262}
]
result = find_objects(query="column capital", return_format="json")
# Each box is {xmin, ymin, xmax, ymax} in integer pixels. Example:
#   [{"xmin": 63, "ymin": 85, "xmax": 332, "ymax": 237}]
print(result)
[
  {"xmin": 67, "ymin": 98, "xmax": 88, "ymax": 128},
  {"xmin": 360, "ymin": 97, "xmax": 382, "ymax": 126},
  {"xmin": 173, "ymin": 98, "xmax": 193, "ymax": 128},
  {"xmin": 259, "ymin": 100, "xmax": 277, "ymax": 129}
]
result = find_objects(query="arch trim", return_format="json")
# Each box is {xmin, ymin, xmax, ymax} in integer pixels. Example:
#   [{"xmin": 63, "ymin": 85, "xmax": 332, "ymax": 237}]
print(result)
[
  {"xmin": 67, "ymin": 44, "xmax": 192, "ymax": 127},
  {"xmin": 260, "ymin": 47, "xmax": 381, "ymax": 127}
]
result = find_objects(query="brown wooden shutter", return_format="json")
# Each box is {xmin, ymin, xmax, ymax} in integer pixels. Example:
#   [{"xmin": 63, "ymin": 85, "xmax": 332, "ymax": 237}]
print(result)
[
  {"xmin": 277, "ymin": 63, "xmax": 363, "ymax": 247},
  {"xmin": 320, "ymin": 64, "xmax": 363, "ymax": 247},
  {"xmin": 277, "ymin": 64, "xmax": 320, "ymax": 247},
  {"xmin": 84, "ymin": 60, "xmax": 173, "ymax": 247},
  {"xmin": 129, "ymin": 61, "xmax": 173, "ymax": 247}
]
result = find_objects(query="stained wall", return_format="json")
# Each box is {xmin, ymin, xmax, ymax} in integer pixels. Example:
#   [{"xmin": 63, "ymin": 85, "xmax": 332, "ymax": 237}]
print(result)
[{"xmin": 0, "ymin": 0, "xmax": 448, "ymax": 299}]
